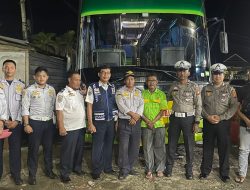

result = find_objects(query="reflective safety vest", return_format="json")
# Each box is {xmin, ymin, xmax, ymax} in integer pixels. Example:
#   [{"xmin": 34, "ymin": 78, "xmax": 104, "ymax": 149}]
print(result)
[{"xmin": 141, "ymin": 88, "xmax": 168, "ymax": 128}]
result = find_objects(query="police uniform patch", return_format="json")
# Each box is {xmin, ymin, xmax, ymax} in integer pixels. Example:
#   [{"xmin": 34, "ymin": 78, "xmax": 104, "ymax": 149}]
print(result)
[
  {"xmin": 15, "ymin": 84, "xmax": 23, "ymax": 94},
  {"xmin": 88, "ymin": 90, "xmax": 92, "ymax": 96},
  {"xmin": 123, "ymin": 92, "xmax": 129, "ymax": 97},
  {"xmin": 231, "ymin": 89, "xmax": 237, "ymax": 98},
  {"xmin": 195, "ymin": 87, "xmax": 200, "ymax": 96},
  {"xmin": 57, "ymin": 95, "xmax": 63, "ymax": 103},
  {"xmin": 206, "ymin": 91, "xmax": 212, "ymax": 96},
  {"xmin": 134, "ymin": 91, "xmax": 139, "ymax": 97},
  {"xmin": 31, "ymin": 90, "xmax": 40, "ymax": 98},
  {"xmin": 48, "ymin": 89, "xmax": 54, "ymax": 96},
  {"xmin": 172, "ymin": 89, "xmax": 178, "ymax": 96},
  {"xmin": 0, "ymin": 83, "xmax": 4, "ymax": 89}
]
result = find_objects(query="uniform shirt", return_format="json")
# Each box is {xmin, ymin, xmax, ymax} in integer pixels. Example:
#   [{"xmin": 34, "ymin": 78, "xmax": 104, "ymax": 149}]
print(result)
[
  {"xmin": 201, "ymin": 82, "xmax": 238, "ymax": 121},
  {"xmin": 85, "ymin": 81, "xmax": 109, "ymax": 104},
  {"xmin": 115, "ymin": 86, "xmax": 144, "ymax": 119},
  {"xmin": 56, "ymin": 86, "xmax": 86, "ymax": 131},
  {"xmin": 141, "ymin": 88, "xmax": 168, "ymax": 128},
  {"xmin": 169, "ymin": 80, "xmax": 202, "ymax": 122},
  {"xmin": 0, "ymin": 78, "xmax": 25, "ymax": 121},
  {"xmin": 0, "ymin": 88, "xmax": 7, "ymax": 121},
  {"xmin": 22, "ymin": 83, "xmax": 56, "ymax": 120}
]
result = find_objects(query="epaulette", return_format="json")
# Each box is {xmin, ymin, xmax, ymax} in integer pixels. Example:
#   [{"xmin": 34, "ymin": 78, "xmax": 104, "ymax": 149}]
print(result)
[
  {"xmin": 59, "ymin": 88, "xmax": 66, "ymax": 93},
  {"xmin": 18, "ymin": 79, "xmax": 25, "ymax": 84}
]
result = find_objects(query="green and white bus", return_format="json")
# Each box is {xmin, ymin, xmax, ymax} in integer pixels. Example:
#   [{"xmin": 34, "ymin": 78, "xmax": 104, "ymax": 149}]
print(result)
[{"xmin": 77, "ymin": 0, "xmax": 228, "ymax": 143}]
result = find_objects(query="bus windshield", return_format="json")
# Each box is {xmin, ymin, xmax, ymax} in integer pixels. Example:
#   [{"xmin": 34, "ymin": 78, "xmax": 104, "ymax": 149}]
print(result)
[{"xmin": 80, "ymin": 13, "xmax": 209, "ymax": 81}]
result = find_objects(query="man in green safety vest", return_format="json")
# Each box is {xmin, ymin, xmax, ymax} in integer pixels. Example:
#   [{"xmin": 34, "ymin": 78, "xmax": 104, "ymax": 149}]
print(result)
[{"xmin": 141, "ymin": 73, "xmax": 168, "ymax": 179}]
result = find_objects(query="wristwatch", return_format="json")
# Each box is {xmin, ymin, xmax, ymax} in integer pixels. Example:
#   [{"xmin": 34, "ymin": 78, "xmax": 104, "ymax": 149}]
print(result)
[{"xmin": 24, "ymin": 123, "xmax": 30, "ymax": 127}]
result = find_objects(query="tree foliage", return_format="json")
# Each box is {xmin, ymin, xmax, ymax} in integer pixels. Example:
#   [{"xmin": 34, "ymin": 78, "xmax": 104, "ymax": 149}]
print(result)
[{"xmin": 30, "ymin": 30, "xmax": 76, "ymax": 57}]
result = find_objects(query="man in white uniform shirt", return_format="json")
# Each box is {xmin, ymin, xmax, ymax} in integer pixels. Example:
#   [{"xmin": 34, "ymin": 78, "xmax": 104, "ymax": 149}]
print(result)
[
  {"xmin": 22, "ymin": 66, "xmax": 56, "ymax": 185},
  {"xmin": 56, "ymin": 71, "xmax": 86, "ymax": 183}
]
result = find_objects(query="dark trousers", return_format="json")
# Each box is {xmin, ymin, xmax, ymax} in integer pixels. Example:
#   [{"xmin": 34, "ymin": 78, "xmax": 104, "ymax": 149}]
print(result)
[
  {"xmin": 200, "ymin": 119, "xmax": 231, "ymax": 177},
  {"xmin": 118, "ymin": 119, "xmax": 141, "ymax": 175},
  {"xmin": 92, "ymin": 120, "xmax": 115, "ymax": 175},
  {"xmin": 0, "ymin": 124, "xmax": 23, "ymax": 179},
  {"xmin": 27, "ymin": 119, "xmax": 54, "ymax": 177},
  {"xmin": 60, "ymin": 128, "xmax": 85, "ymax": 178},
  {"xmin": 165, "ymin": 115, "xmax": 194, "ymax": 175}
]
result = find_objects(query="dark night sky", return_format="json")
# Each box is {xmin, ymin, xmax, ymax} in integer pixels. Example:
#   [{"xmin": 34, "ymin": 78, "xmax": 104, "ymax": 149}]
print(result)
[{"xmin": 0, "ymin": 0, "xmax": 250, "ymax": 63}]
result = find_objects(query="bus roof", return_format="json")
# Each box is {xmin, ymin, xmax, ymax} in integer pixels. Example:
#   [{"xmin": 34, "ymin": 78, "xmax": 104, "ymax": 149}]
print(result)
[{"xmin": 81, "ymin": 0, "xmax": 204, "ymax": 17}]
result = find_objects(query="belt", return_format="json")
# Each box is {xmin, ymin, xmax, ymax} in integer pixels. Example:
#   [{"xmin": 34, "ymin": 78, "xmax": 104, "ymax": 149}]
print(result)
[
  {"xmin": 172, "ymin": 112, "xmax": 194, "ymax": 118},
  {"xmin": 30, "ymin": 116, "xmax": 51, "ymax": 121}
]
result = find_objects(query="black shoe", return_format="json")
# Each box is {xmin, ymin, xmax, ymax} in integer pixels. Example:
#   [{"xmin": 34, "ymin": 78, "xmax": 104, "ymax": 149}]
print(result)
[
  {"xmin": 118, "ymin": 172, "xmax": 128, "ymax": 180},
  {"xmin": 13, "ymin": 177, "xmax": 23, "ymax": 185},
  {"xmin": 104, "ymin": 170, "xmax": 117, "ymax": 175},
  {"xmin": 73, "ymin": 170, "xmax": 85, "ymax": 176},
  {"xmin": 199, "ymin": 173, "xmax": 208, "ymax": 179},
  {"xmin": 28, "ymin": 176, "xmax": 36, "ymax": 185},
  {"xmin": 45, "ymin": 170, "xmax": 57, "ymax": 179},
  {"xmin": 129, "ymin": 170, "xmax": 138, "ymax": 176},
  {"xmin": 60, "ymin": 175, "xmax": 71, "ymax": 183},
  {"xmin": 185, "ymin": 174, "xmax": 193, "ymax": 180},
  {"xmin": 92, "ymin": 173, "xmax": 100, "ymax": 180},
  {"xmin": 164, "ymin": 171, "xmax": 172, "ymax": 177},
  {"xmin": 220, "ymin": 175, "xmax": 230, "ymax": 183}
]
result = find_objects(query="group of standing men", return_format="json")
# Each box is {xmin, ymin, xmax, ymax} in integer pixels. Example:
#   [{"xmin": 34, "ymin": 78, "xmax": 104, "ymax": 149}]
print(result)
[{"xmin": 0, "ymin": 58, "xmax": 249, "ymax": 186}]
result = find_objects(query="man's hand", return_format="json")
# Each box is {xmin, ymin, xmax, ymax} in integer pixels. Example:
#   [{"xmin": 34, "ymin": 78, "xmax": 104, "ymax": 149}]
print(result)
[
  {"xmin": 146, "ymin": 121, "xmax": 154, "ymax": 130},
  {"xmin": 59, "ymin": 126, "xmax": 67, "ymax": 136},
  {"xmin": 88, "ymin": 123, "xmax": 96, "ymax": 134},
  {"xmin": 115, "ymin": 120, "xmax": 119, "ymax": 132},
  {"xmin": 129, "ymin": 112, "xmax": 141, "ymax": 122},
  {"xmin": 163, "ymin": 110, "xmax": 171, "ymax": 117},
  {"xmin": 207, "ymin": 115, "xmax": 220, "ymax": 124},
  {"xmin": 129, "ymin": 118, "xmax": 137, "ymax": 126},
  {"xmin": 5, "ymin": 120, "xmax": 19, "ymax": 129},
  {"xmin": 24, "ymin": 124, "xmax": 33, "ymax": 134},
  {"xmin": 192, "ymin": 123, "xmax": 199, "ymax": 133}
]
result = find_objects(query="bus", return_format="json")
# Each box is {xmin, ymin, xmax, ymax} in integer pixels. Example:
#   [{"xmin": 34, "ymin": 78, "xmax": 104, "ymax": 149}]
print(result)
[{"xmin": 77, "ymin": 0, "xmax": 228, "ymax": 143}]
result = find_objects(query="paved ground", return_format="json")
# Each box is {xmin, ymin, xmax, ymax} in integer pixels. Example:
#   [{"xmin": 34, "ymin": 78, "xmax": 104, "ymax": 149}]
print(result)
[{"xmin": 0, "ymin": 144, "xmax": 249, "ymax": 190}]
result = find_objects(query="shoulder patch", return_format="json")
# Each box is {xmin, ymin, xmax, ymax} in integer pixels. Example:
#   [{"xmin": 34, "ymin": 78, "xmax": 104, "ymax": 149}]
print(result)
[
  {"xmin": 18, "ymin": 79, "xmax": 25, "ymax": 84},
  {"xmin": 231, "ymin": 88, "xmax": 237, "ymax": 98},
  {"xmin": 57, "ymin": 95, "xmax": 64, "ymax": 103},
  {"xmin": 0, "ymin": 83, "xmax": 4, "ymax": 89}
]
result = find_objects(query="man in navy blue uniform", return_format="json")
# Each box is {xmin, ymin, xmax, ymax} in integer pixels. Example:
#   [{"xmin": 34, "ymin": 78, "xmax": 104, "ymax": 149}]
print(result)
[{"xmin": 86, "ymin": 65, "xmax": 118, "ymax": 180}]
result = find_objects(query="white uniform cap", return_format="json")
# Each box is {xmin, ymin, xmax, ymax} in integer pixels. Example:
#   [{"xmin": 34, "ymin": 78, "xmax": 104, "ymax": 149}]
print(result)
[
  {"xmin": 174, "ymin": 60, "xmax": 191, "ymax": 70},
  {"xmin": 211, "ymin": 63, "xmax": 227, "ymax": 73}
]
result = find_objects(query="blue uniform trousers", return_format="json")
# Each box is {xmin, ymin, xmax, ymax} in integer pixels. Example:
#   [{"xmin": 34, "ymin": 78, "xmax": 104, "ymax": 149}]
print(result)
[
  {"xmin": 91, "ymin": 120, "xmax": 115, "ymax": 175},
  {"xmin": 27, "ymin": 119, "xmax": 55, "ymax": 177},
  {"xmin": 60, "ymin": 128, "xmax": 85, "ymax": 178},
  {"xmin": 0, "ymin": 123, "xmax": 23, "ymax": 179}
]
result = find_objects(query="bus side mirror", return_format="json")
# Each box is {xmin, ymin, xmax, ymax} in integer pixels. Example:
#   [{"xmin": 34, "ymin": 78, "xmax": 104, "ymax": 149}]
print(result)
[{"xmin": 220, "ymin": 31, "xmax": 228, "ymax": 54}]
